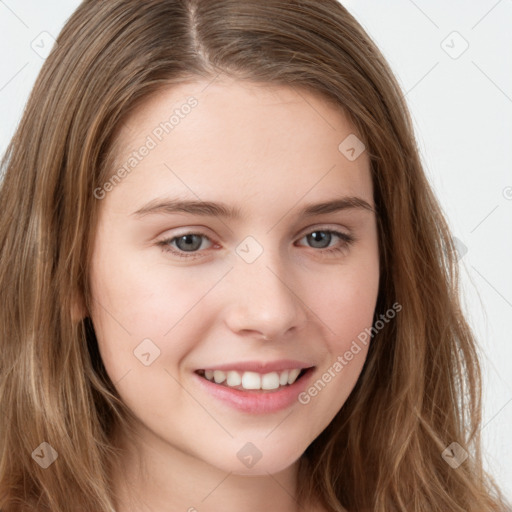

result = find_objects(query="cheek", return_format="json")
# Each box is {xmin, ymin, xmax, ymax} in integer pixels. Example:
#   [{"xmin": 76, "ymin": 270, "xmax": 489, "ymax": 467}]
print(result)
[
  {"xmin": 88, "ymin": 247, "xmax": 225, "ymax": 378},
  {"xmin": 296, "ymin": 278, "xmax": 376, "ymax": 439},
  {"xmin": 296, "ymin": 257, "xmax": 378, "ymax": 413},
  {"xmin": 307, "ymin": 258, "xmax": 379, "ymax": 347}
]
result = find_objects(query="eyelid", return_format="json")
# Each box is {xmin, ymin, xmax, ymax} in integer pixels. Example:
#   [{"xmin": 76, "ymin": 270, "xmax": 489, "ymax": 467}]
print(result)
[
  {"xmin": 155, "ymin": 226, "xmax": 216, "ymax": 245},
  {"xmin": 296, "ymin": 223, "xmax": 351, "ymax": 238},
  {"xmin": 156, "ymin": 223, "xmax": 351, "ymax": 244}
]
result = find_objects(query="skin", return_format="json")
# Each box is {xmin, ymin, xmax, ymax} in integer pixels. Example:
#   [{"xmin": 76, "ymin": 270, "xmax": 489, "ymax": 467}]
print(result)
[{"xmin": 87, "ymin": 77, "xmax": 379, "ymax": 512}]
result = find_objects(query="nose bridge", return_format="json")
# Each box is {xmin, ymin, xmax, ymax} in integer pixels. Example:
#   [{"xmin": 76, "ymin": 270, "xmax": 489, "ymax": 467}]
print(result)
[{"xmin": 223, "ymin": 236, "xmax": 306, "ymax": 338}]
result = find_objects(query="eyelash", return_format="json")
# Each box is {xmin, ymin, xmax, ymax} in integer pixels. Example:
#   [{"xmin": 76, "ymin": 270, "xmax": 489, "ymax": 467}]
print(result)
[{"xmin": 156, "ymin": 228, "xmax": 356, "ymax": 260}]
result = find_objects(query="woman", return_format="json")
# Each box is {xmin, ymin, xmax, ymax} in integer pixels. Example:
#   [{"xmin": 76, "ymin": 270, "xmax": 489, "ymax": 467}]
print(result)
[{"xmin": 0, "ymin": 1, "xmax": 509, "ymax": 511}]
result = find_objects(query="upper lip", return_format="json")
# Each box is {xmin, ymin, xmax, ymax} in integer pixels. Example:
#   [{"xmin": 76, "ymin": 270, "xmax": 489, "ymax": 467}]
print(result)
[{"xmin": 197, "ymin": 359, "xmax": 315, "ymax": 373}]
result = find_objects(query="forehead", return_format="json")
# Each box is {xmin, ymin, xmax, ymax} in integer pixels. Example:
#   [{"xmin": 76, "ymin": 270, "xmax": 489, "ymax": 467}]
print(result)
[{"xmin": 103, "ymin": 78, "xmax": 373, "ymax": 216}]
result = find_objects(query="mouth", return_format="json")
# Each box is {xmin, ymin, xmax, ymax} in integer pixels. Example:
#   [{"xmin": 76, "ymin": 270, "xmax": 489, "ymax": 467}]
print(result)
[
  {"xmin": 194, "ymin": 367, "xmax": 313, "ymax": 393},
  {"xmin": 193, "ymin": 364, "xmax": 317, "ymax": 414}
]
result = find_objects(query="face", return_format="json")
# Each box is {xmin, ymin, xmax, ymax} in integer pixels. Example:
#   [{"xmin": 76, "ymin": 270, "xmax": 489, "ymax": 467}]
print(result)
[{"xmin": 88, "ymin": 78, "xmax": 380, "ymax": 476}]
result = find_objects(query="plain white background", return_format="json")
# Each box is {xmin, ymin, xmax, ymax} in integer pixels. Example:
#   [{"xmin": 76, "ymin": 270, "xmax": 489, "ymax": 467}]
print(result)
[{"xmin": 0, "ymin": 0, "xmax": 511, "ymax": 501}]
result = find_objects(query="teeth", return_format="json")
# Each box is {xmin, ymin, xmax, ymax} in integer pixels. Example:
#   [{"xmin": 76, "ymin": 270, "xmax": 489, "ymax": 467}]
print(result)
[
  {"xmin": 213, "ymin": 370, "xmax": 226, "ymax": 384},
  {"xmin": 287, "ymin": 368, "xmax": 300, "ymax": 385},
  {"xmin": 226, "ymin": 370, "xmax": 242, "ymax": 387},
  {"xmin": 201, "ymin": 368, "xmax": 305, "ymax": 390},
  {"xmin": 261, "ymin": 372, "xmax": 280, "ymax": 390},
  {"xmin": 242, "ymin": 371, "xmax": 261, "ymax": 389}
]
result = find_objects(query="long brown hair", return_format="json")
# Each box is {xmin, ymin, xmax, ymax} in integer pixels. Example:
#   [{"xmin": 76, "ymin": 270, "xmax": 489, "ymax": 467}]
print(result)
[{"xmin": 0, "ymin": 1, "xmax": 509, "ymax": 510}]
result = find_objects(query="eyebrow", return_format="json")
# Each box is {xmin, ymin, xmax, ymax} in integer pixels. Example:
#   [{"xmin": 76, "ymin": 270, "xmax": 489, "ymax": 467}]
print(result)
[{"xmin": 131, "ymin": 195, "xmax": 376, "ymax": 219}]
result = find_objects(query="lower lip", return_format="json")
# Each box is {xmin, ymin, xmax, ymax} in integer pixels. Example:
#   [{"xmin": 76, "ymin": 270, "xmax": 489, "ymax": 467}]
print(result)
[{"xmin": 193, "ymin": 368, "xmax": 315, "ymax": 414}]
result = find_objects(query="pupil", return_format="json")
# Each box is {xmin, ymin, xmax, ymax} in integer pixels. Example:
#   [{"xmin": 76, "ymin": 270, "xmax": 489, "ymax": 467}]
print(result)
[
  {"xmin": 308, "ymin": 231, "xmax": 330, "ymax": 249},
  {"xmin": 177, "ymin": 234, "xmax": 201, "ymax": 252}
]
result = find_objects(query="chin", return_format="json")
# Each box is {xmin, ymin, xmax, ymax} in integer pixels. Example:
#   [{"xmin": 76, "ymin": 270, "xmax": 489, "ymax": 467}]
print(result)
[
  {"xmin": 230, "ymin": 460, "xmax": 297, "ymax": 477},
  {"xmin": 209, "ymin": 444, "xmax": 305, "ymax": 477}
]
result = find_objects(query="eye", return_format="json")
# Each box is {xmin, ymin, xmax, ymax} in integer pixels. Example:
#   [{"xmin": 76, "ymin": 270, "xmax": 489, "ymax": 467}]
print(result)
[
  {"xmin": 296, "ymin": 229, "xmax": 355, "ymax": 255},
  {"xmin": 157, "ymin": 232, "xmax": 214, "ymax": 259},
  {"xmin": 156, "ymin": 227, "xmax": 356, "ymax": 260}
]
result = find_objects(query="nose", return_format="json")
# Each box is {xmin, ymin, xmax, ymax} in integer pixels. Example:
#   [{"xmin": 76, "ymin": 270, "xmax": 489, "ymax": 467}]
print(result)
[{"xmin": 222, "ymin": 246, "xmax": 309, "ymax": 341}]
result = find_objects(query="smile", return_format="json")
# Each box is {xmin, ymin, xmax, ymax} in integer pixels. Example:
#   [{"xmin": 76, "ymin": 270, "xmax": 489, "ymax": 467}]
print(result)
[{"xmin": 195, "ymin": 368, "xmax": 308, "ymax": 391}]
